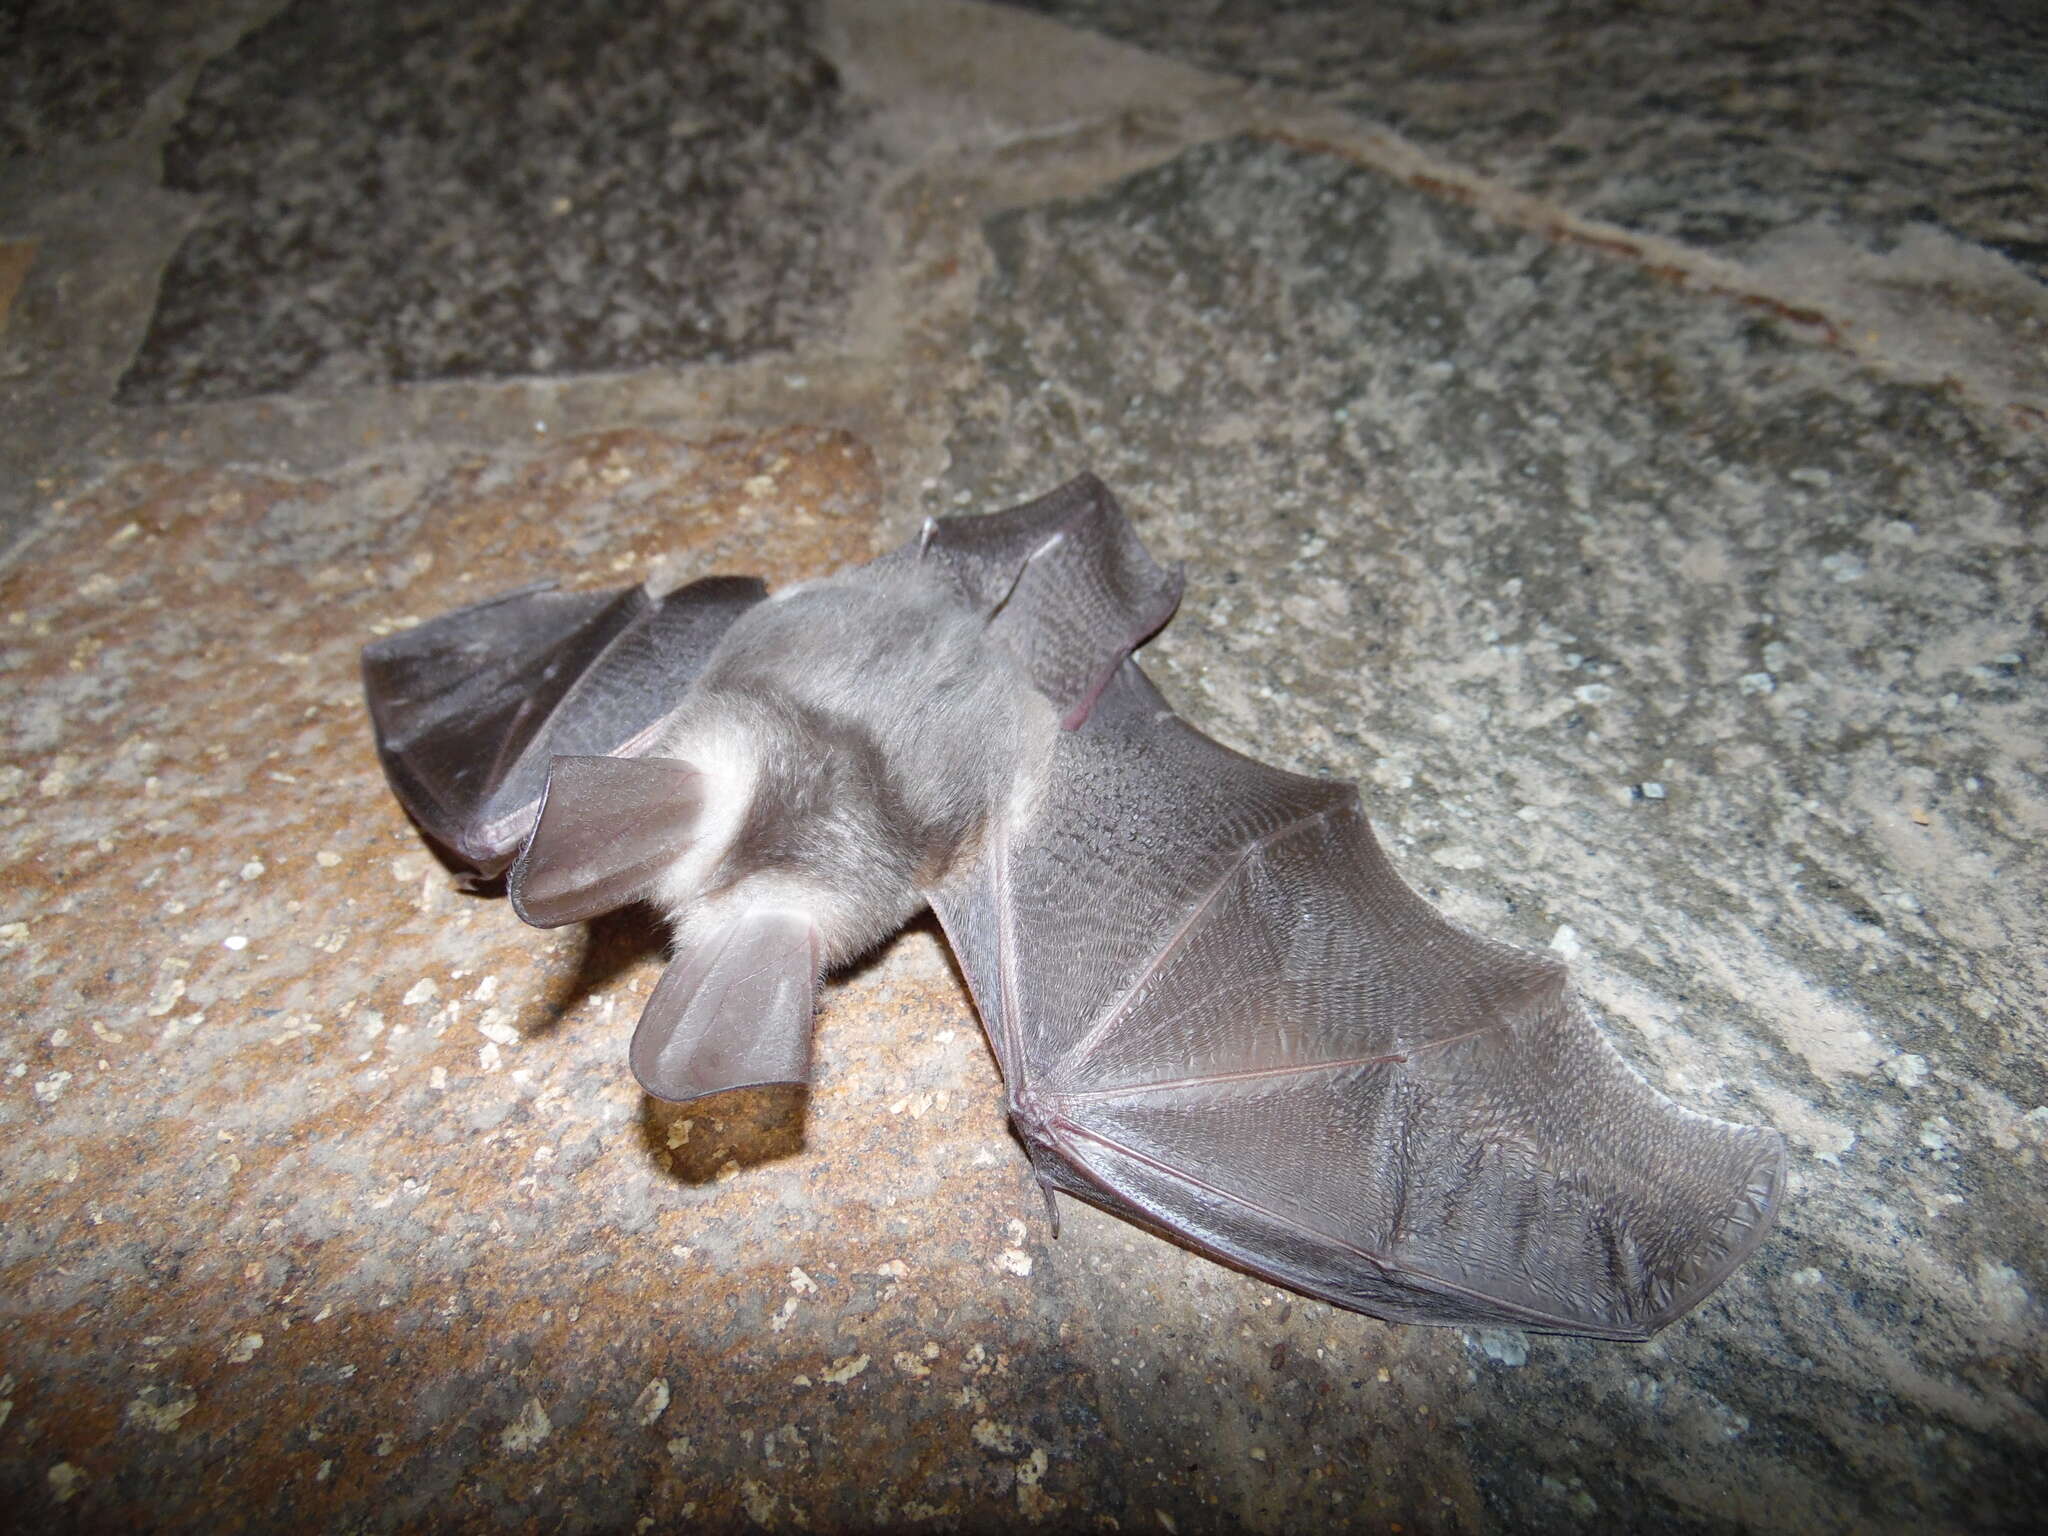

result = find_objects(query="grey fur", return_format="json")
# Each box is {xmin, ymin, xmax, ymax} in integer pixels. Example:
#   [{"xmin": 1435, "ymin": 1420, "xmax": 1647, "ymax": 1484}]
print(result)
[{"xmin": 651, "ymin": 567, "xmax": 1056, "ymax": 967}]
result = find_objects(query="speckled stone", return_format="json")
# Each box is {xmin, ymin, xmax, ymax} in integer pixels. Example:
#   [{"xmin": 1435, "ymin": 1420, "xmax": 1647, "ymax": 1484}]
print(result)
[
  {"xmin": 1, "ymin": 419, "xmax": 1503, "ymax": 1533},
  {"xmin": 929, "ymin": 131, "xmax": 2048, "ymax": 1532},
  {"xmin": 116, "ymin": 0, "xmax": 884, "ymax": 404},
  {"xmin": 7, "ymin": 2, "xmax": 2048, "ymax": 1531},
  {"xmin": 1003, "ymin": 0, "xmax": 2048, "ymax": 281},
  {"xmin": 1, "ymin": 429, "xmax": 1122, "ymax": 1530},
  {"xmin": 1, "ymin": 0, "xmax": 180, "ymax": 161},
  {"xmin": 0, "ymin": 241, "xmax": 35, "ymax": 332}
]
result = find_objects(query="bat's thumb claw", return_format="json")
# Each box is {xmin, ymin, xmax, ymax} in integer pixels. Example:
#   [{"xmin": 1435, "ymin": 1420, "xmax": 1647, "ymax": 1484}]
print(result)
[{"xmin": 1037, "ymin": 1170, "xmax": 1061, "ymax": 1239}]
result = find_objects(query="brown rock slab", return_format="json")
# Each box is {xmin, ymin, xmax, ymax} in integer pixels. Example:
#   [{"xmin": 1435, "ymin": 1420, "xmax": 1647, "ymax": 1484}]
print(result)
[
  {"xmin": 0, "ymin": 241, "xmax": 35, "ymax": 337},
  {"xmin": 0, "ymin": 428, "xmax": 1142, "ymax": 1530}
]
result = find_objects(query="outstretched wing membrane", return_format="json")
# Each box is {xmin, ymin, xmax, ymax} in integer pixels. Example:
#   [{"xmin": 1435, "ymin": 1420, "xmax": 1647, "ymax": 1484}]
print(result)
[{"xmin": 932, "ymin": 663, "xmax": 1784, "ymax": 1338}]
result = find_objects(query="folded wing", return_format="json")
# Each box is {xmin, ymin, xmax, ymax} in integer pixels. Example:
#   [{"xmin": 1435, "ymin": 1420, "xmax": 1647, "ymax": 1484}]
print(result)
[{"xmin": 361, "ymin": 575, "xmax": 764, "ymax": 874}]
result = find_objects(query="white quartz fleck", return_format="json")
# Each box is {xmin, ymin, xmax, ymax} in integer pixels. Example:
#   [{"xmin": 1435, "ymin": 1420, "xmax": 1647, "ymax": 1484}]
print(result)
[
  {"xmin": 823, "ymin": 1354, "xmax": 869, "ymax": 1385},
  {"xmin": 500, "ymin": 1397, "xmax": 551, "ymax": 1452},
  {"xmin": 633, "ymin": 1379, "xmax": 670, "ymax": 1426}
]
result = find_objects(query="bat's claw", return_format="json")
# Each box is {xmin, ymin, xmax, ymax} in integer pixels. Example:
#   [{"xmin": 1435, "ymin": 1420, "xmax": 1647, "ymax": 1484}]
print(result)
[{"xmin": 1036, "ymin": 1168, "xmax": 1061, "ymax": 1238}]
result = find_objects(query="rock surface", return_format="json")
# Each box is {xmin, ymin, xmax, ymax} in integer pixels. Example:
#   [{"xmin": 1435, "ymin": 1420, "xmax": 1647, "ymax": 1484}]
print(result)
[
  {"xmin": 118, "ymin": 0, "xmax": 882, "ymax": 402},
  {"xmin": 2, "ymin": 1, "xmax": 2043, "ymax": 1531}
]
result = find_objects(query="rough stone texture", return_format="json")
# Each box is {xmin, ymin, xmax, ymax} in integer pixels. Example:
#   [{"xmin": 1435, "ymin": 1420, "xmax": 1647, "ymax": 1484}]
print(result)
[
  {"xmin": 2, "ymin": 430, "xmax": 1083, "ymax": 1531},
  {"xmin": 1004, "ymin": 0, "xmax": 2048, "ymax": 279},
  {"xmin": 0, "ymin": 241, "xmax": 35, "ymax": 331},
  {"xmin": 936, "ymin": 132, "xmax": 2048, "ymax": 1531},
  {"xmin": 3, "ymin": 0, "xmax": 2046, "ymax": 1531},
  {"xmin": 1, "ymin": 0, "xmax": 188, "ymax": 161},
  {"xmin": 996, "ymin": 1, "xmax": 2048, "ymax": 428},
  {"xmin": 116, "ymin": 0, "xmax": 883, "ymax": 403}
]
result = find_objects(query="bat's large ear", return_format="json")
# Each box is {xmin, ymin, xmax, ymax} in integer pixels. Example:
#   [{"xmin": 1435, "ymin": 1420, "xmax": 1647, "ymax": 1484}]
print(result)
[
  {"xmin": 508, "ymin": 756, "xmax": 705, "ymax": 928},
  {"xmin": 629, "ymin": 909, "xmax": 821, "ymax": 1102},
  {"xmin": 918, "ymin": 473, "xmax": 1182, "ymax": 729}
]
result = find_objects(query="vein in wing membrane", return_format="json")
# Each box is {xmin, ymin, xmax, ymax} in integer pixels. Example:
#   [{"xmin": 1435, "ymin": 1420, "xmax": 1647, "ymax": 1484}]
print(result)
[
  {"xmin": 362, "ymin": 575, "xmax": 764, "ymax": 870},
  {"xmin": 968, "ymin": 662, "xmax": 1784, "ymax": 1335},
  {"xmin": 1055, "ymin": 990, "xmax": 1782, "ymax": 1332},
  {"xmin": 1049, "ymin": 800, "xmax": 1563, "ymax": 1094},
  {"xmin": 996, "ymin": 673, "xmax": 1343, "ymax": 1076},
  {"xmin": 363, "ymin": 583, "xmax": 651, "ymax": 861}
]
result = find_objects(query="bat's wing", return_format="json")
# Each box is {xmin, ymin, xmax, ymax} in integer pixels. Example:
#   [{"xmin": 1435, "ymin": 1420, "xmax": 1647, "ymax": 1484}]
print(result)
[
  {"xmin": 931, "ymin": 663, "xmax": 1785, "ymax": 1339},
  {"xmin": 361, "ymin": 575, "xmax": 764, "ymax": 875},
  {"xmin": 913, "ymin": 473, "xmax": 1183, "ymax": 728}
]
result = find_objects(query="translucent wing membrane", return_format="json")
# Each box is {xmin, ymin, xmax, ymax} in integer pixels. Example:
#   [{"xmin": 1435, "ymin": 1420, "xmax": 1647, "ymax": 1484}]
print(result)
[
  {"xmin": 934, "ymin": 663, "xmax": 1785, "ymax": 1338},
  {"xmin": 362, "ymin": 575, "xmax": 763, "ymax": 873},
  {"xmin": 361, "ymin": 478, "xmax": 1781, "ymax": 1335}
]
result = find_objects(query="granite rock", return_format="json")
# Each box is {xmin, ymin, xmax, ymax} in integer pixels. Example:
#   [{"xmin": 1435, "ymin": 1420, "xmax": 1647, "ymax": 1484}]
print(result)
[
  {"xmin": 3, "ymin": 0, "xmax": 2045, "ymax": 1530},
  {"xmin": 117, "ymin": 0, "xmax": 886, "ymax": 404},
  {"xmin": 0, "ymin": 0, "xmax": 223, "ymax": 162},
  {"xmin": 0, "ymin": 429, "xmax": 1134, "ymax": 1531},
  {"xmin": 1002, "ymin": 0, "xmax": 2048, "ymax": 279},
  {"xmin": 933, "ymin": 131, "xmax": 2047, "ymax": 1532}
]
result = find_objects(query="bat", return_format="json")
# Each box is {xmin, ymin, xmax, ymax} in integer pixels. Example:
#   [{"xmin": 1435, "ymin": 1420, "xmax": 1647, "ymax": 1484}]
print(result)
[{"xmin": 363, "ymin": 474, "xmax": 1785, "ymax": 1338}]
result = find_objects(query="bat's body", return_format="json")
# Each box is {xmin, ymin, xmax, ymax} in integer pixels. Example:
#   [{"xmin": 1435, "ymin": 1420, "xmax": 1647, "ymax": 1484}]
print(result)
[
  {"xmin": 642, "ymin": 566, "xmax": 1056, "ymax": 967},
  {"xmin": 364, "ymin": 475, "xmax": 1784, "ymax": 1337}
]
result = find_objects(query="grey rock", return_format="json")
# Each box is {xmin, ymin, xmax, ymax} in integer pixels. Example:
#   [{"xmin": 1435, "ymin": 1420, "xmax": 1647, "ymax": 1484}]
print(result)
[
  {"xmin": 117, "ymin": 0, "xmax": 886, "ymax": 403},
  {"xmin": 936, "ymin": 132, "xmax": 2048, "ymax": 1533},
  {"xmin": 1001, "ymin": 0, "xmax": 2048, "ymax": 279},
  {"xmin": 3, "ymin": 1, "xmax": 2043, "ymax": 1530}
]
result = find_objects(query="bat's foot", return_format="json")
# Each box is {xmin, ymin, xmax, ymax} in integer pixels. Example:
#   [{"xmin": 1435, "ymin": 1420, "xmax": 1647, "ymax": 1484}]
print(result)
[{"xmin": 1036, "ymin": 1168, "xmax": 1062, "ymax": 1238}]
